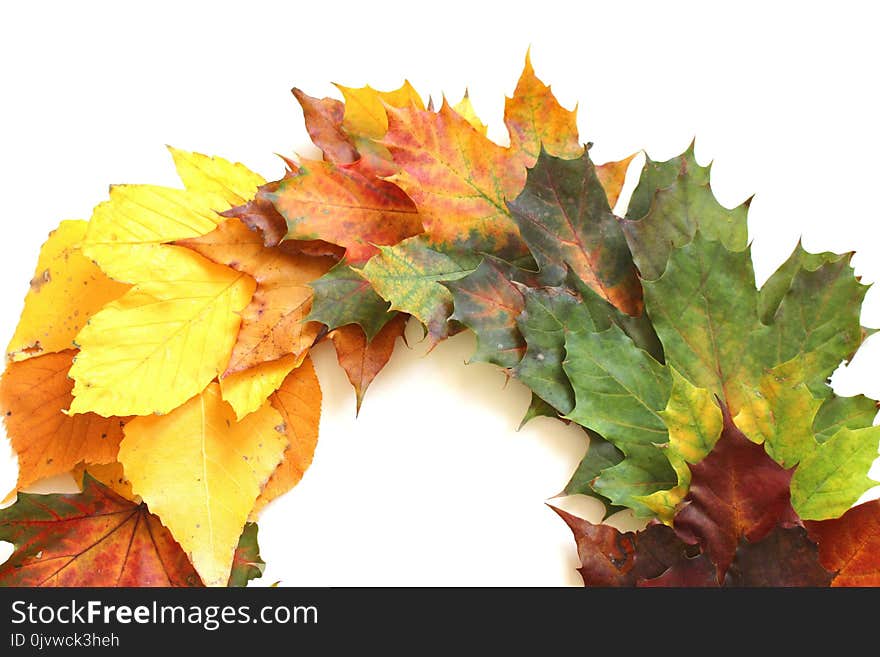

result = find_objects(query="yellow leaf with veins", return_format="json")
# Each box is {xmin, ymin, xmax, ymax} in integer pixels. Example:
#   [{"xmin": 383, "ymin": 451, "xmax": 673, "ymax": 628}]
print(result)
[
  {"xmin": 68, "ymin": 245, "xmax": 255, "ymax": 417},
  {"xmin": 119, "ymin": 383, "xmax": 287, "ymax": 587}
]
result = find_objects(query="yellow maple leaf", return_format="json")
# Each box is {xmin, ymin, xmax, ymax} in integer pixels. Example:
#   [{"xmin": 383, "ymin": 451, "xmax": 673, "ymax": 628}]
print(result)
[
  {"xmin": 6, "ymin": 220, "xmax": 128, "ymax": 362},
  {"xmin": 451, "ymin": 91, "xmax": 488, "ymax": 136},
  {"xmin": 336, "ymin": 80, "xmax": 424, "ymax": 140},
  {"xmin": 118, "ymin": 383, "xmax": 288, "ymax": 587}
]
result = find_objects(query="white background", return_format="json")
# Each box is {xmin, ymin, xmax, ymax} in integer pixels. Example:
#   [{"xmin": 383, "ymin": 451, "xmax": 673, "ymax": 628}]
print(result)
[{"xmin": 1, "ymin": 1, "xmax": 878, "ymax": 586}]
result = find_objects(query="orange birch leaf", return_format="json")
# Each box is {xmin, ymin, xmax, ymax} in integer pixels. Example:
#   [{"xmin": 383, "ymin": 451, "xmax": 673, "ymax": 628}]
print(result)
[
  {"xmin": 0, "ymin": 350, "xmax": 128, "ymax": 496},
  {"xmin": 252, "ymin": 357, "xmax": 322, "ymax": 518}
]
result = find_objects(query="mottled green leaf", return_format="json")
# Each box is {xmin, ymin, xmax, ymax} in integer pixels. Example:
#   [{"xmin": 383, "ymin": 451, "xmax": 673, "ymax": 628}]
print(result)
[
  {"xmin": 308, "ymin": 262, "xmax": 396, "ymax": 340},
  {"xmin": 790, "ymin": 426, "xmax": 880, "ymax": 520},
  {"xmin": 563, "ymin": 324, "xmax": 674, "ymax": 514},
  {"xmin": 444, "ymin": 258, "xmax": 532, "ymax": 368},
  {"xmin": 507, "ymin": 149, "xmax": 642, "ymax": 315},
  {"xmin": 562, "ymin": 432, "xmax": 625, "ymax": 518},
  {"xmin": 518, "ymin": 393, "xmax": 560, "ymax": 429},
  {"xmin": 358, "ymin": 236, "xmax": 479, "ymax": 343},
  {"xmin": 514, "ymin": 286, "xmax": 585, "ymax": 415},
  {"xmin": 761, "ymin": 244, "xmax": 869, "ymax": 391},
  {"xmin": 812, "ymin": 394, "xmax": 878, "ymax": 443},
  {"xmin": 643, "ymin": 233, "xmax": 761, "ymax": 416},
  {"xmin": 622, "ymin": 143, "xmax": 749, "ymax": 280}
]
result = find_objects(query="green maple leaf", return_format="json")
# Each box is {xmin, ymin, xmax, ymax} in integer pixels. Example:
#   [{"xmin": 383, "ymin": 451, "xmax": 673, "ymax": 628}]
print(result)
[
  {"xmin": 358, "ymin": 236, "xmax": 479, "ymax": 343},
  {"xmin": 308, "ymin": 262, "xmax": 397, "ymax": 340},
  {"xmin": 621, "ymin": 142, "xmax": 749, "ymax": 281}
]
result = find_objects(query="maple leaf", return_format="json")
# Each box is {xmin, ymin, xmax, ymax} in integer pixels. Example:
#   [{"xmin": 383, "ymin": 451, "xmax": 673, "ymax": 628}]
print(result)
[
  {"xmin": 672, "ymin": 409, "xmax": 798, "ymax": 581},
  {"xmin": 503, "ymin": 51, "xmax": 581, "ymax": 165},
  {"xmin": 806, "ymin": 499, "xmax": 880, "ymax": 586},
  {"xmin": 382, "ymin": 101, "xmax": 527, "ymax": 258},
  {"xmin": 265, "ymin": 159, "xmax": 422, "ymax": 265},
  {"xmin": 595, "ymin": 154, "xmax": 637, "ymax": 210},
  {"xmin": 443, "ymin": 258, "xmax": 535, "ymax": 369},
  {"xmin": 723, "ymin": 526, "xmax": 833, "ymax": 586},
  {"xmin": 550, "ymin": 506, "xmax": 697, "ymax": 586},
  {"xmin": 251, "ymin": 357, "xmax": 322, "ymax": 518},
  {"xmin": 329, "ymin": 315, "xmax": 408, "ymax": 414},
  {"xmin": 506, "ymin": 149, "xmax": 642, "ymax": 314},
  {"xmin": 621, "ymin": 142, "xmax": 750, "ymax": 281},
  {"xmin": 554, "ymin": 506, "xmax": 833, "ymax": 587},
  {"xmin": 6, "ymin": 220, "xmax": 128, "ymax": 362},
  {"xmin": 789, "ymin": 425, "xmax": 880, "ymax": 520},
  {"xmin": 563, "ymin": 322, "xmax": 675, "ymax": 514},
  {"xmin": 0, "ymin": 350, "xmax": 128, "ymax": 495},
  {"xmin": 179, "ymin": 217, "xmax": 335, "ymax": 374},
  {"xmin": 452, "ymin": 91, "xmax": 488, "ymax": 136},
  {"xmin": 308, "ymin": 263, "xmax": 397, "ymax": 340},
  {"xmin": 118, "ymin": 383, "xmax": 287, "ymax": 586},
  {"xmin": 358, "ymin": 236, "xmax": 479, "ymax": 343},
  {"xmin": 0, "ymin": 477, "xmax": 200, "ymax": 586}
]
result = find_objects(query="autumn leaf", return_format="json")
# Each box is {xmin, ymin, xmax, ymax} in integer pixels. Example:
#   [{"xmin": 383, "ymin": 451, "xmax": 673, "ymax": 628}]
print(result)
[
  {"xmin": 550, "ymin": 506, "xmax": 697, "ymax": 586},
  {"xmin": 595, "ymin": 154, "xmax": 637, "ymax": 209},
  {"xmin": 81, "ymin": 148, "xmax": 265, "ymax": 276},
  {"xmin": 563, "ymin": 322, "xmax": 675, "ymax": 514},
  {"xmin": 672, "ymin": 409, "xmax": 798, "ymax": 581},
  {"xmin": 621, "ymin": 143, "xmax": 749, "ymax": 281},
  {"xmin": 292, "ymin": 88, "xmax": 358, "ymax": 165},
  {"xmin": 508, "ymin": 149, "xmax": 642, "ymax": 316},
  {"xmin": 452, "ymin": 91, "xmax": 488, "ymax": 136},
  {"xmin": 118, "ymin": 383, "xmax": 287, "ymax": 586},
  {"xmin": 443, "ymin": 258, "xmax": 532, "ymax": 369},
  {"xmin": 723, "ymin": 526, "xmax": 833, "ymax": 586},
  {"xmin": 0, "ymin": 350, "xmax": 127, "ymax": 494},
  {"xmin": 0, "ymin": 477, "xmax": 200, "ymax": 586},
  {"xmin": 329, "ymin": 315, "xmax": 407, "ymax": 414},
  {"xmin": 308, "ymin": 263, "xmax": 397, "ymax": 340},
  {"xmin": 265, "ymin": 159, "xmax": 422, "ymax": 265},
  {"xmin": 228, "ymin": 523, "xmax": 265, "ymax": 587},
  {"xmin": 504, "ymin": 51, "xmax": 581, "ymax": 165},
  {"xmin": 806, "ymin": 499, "xmax": 880, "ymax": 586},
  {"xmin": 179, "ymin": 217, "xmax": 335, "ymax": 374},
  {"xmin": 252, "ymin": 357, "xmax": 322, "ymax": 518},
  {"xmin": 359, "ymin": 236, "xmax": 479, "ymax": 343},
  {"xmin": 382, "ymin": 101, "xmax": 527, "ymax": 258},
  {"xmin": 219, "ymin": 354, "xmax": 301, "ymax": 421},
  {"xmin": 72, "ymin": 461, "xmax": 139, "ymax": 503},
  {"xmin": 68, "ymin": 244, "xmax": 255, "ymax": 417},
  {"xmin": 789, "ymin": 425, "xmax": 880, "ymax": 520},
  {"xmin": 6, "ymin": 220, "xmax": 129, "ymax": 362}
]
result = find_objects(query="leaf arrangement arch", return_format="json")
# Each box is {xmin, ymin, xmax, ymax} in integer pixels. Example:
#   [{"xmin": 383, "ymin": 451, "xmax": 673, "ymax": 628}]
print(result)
[{"xmin": 2, "ymin": 55, "xmax": 879, "ymax": 587}]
